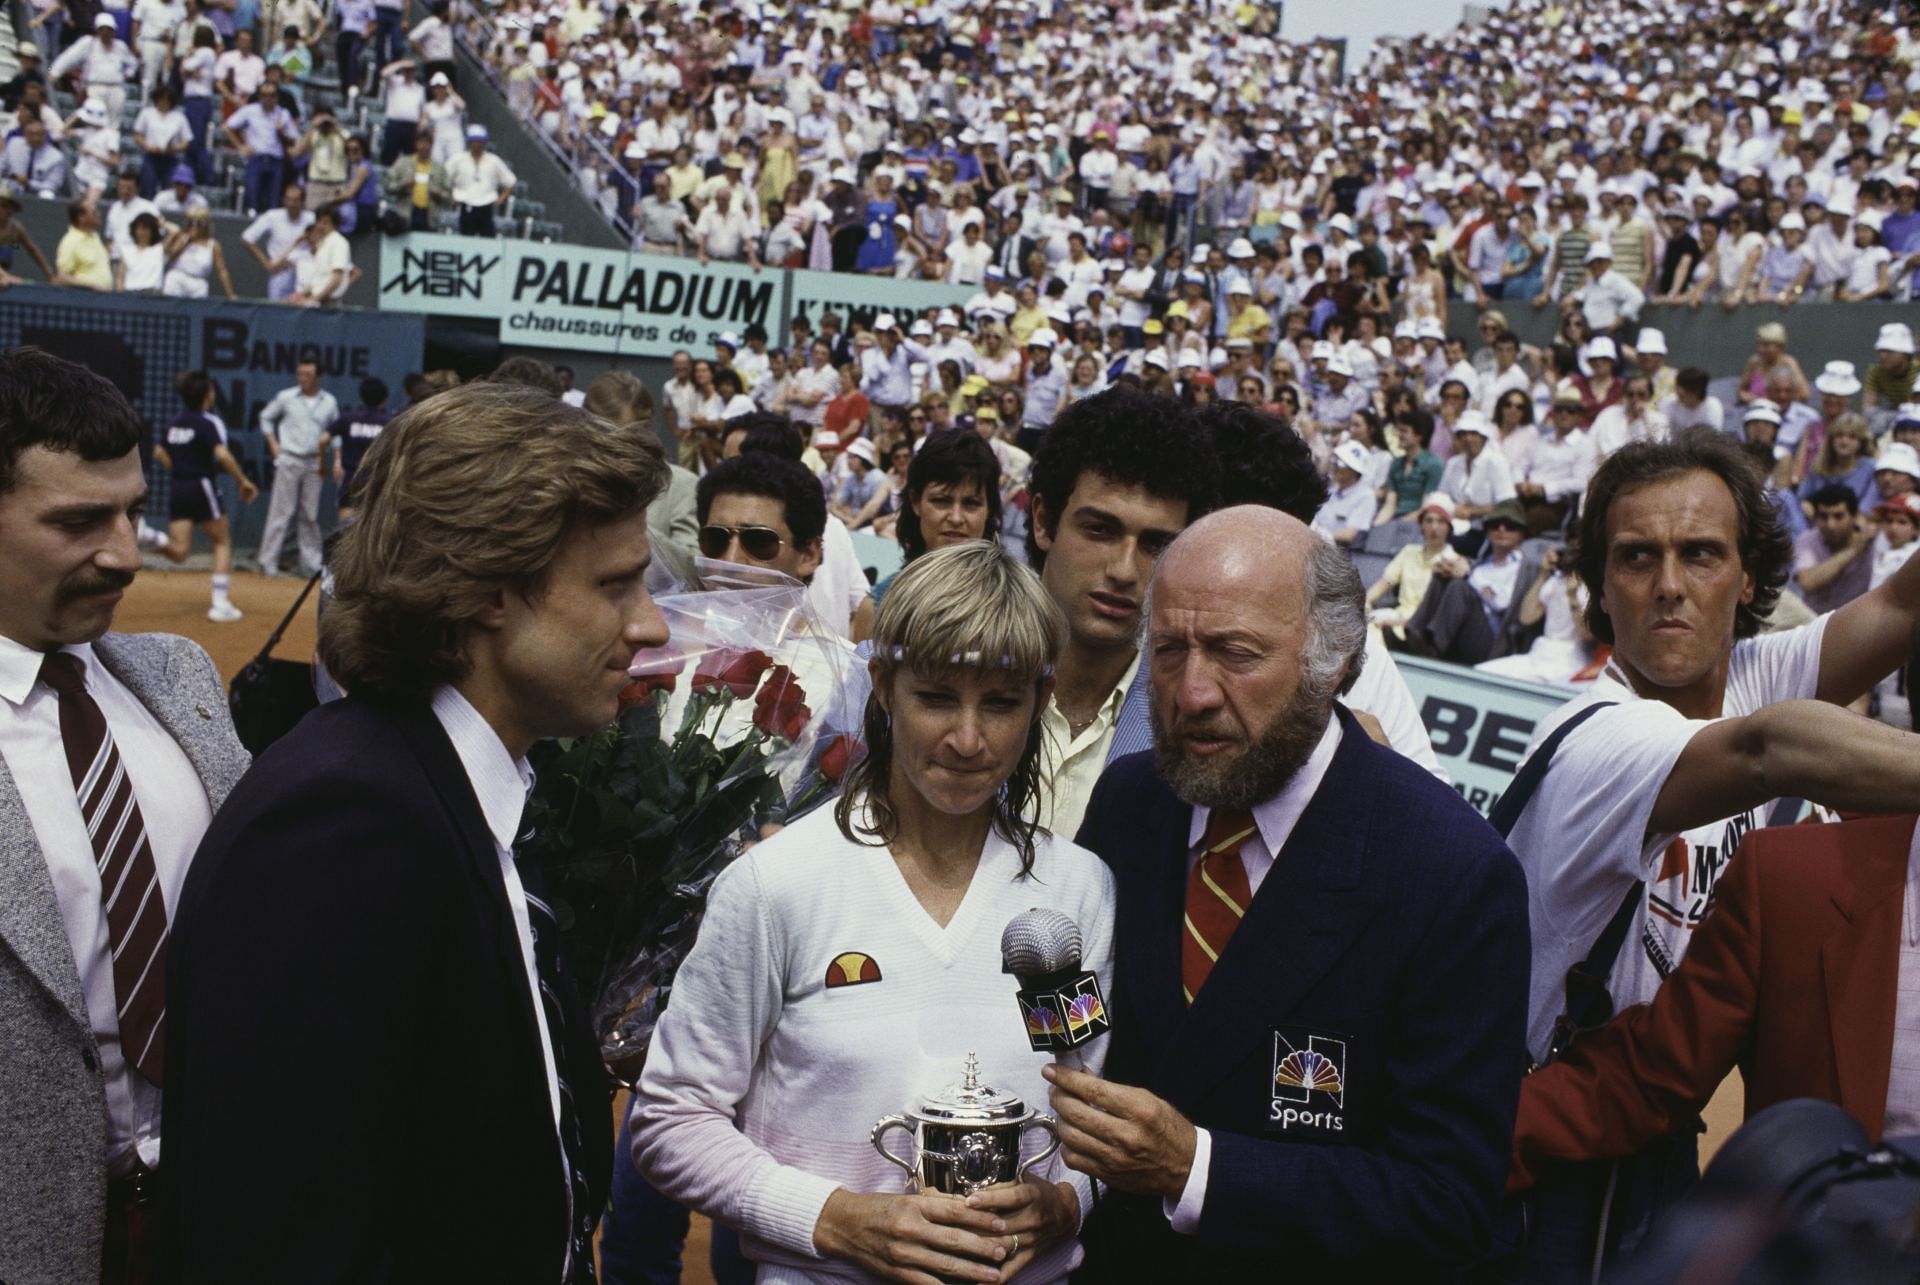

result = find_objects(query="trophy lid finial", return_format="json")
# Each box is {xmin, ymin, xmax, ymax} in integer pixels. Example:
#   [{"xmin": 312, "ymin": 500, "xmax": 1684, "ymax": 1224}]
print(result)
[{"xmin": 963, "ymin": 1051, "xmax": 980, "ymax": 1090}]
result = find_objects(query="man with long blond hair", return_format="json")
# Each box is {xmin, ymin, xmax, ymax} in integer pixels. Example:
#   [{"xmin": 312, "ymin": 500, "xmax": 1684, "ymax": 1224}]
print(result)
[{"xmin": 158, "ymin": 381, "xmax": 670, "ymax": 1284}]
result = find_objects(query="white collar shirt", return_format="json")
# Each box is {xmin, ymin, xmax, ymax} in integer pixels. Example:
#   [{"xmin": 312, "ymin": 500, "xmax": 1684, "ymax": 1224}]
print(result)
[{"xmin": 428, "ymin": 686, "xmax": 561, "ymax": 1133}]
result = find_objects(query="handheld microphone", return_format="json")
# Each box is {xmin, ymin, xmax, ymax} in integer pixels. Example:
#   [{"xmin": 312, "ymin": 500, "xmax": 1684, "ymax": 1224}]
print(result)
[{"xmin": 1001, "ymin": 908, "xmax": 1110, "ymax": 1056}]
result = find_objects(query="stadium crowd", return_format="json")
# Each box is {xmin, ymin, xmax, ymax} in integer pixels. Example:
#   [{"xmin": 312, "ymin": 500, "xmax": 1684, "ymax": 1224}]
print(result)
[{"xmin": 18, "ymin": 0, "xmax": 1920, "ymax": 1280}]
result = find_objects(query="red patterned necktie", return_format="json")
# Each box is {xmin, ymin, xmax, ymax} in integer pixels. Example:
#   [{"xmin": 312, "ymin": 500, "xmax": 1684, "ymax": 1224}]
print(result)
[
  {"xmin": 1181, "ymin": 808, "xmax": 1256, "ymax": 1005},
  {"xmin": 40, "ymin": 652, "xmax": 168, "ymax": 1085}
]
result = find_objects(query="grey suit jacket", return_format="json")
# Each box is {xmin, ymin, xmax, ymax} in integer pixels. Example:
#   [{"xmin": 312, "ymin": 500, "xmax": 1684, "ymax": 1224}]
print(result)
[{"xmin": 0, "ymin": 632, "xmax": 249, "ymax": 1285}]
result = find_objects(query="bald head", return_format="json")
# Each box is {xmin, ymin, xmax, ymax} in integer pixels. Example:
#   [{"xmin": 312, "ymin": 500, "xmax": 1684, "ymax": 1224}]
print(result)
[
  {"xmin": 1146, "ymin": 506, "xmax": 1366, "ymax": 810},
  {"xmin": 1156, "ymin": 505, "xmax": 1319, "ymax": 609}
]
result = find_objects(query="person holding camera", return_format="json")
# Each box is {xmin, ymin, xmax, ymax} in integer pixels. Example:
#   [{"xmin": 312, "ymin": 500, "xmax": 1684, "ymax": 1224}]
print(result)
[{"xmin": 294, "ymin": 107, "xmax": 348, "ymax": 209}]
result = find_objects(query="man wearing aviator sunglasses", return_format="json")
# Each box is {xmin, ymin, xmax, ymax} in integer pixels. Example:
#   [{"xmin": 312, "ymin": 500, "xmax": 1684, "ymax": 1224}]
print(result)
[{"xmin": 694, "ymin": 452, "xmax": 825, "ymax": 586}]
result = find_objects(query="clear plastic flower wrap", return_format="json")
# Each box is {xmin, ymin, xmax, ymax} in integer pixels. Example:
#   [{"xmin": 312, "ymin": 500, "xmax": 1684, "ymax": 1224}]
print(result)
[{"xmin": 519, "ymin": 560, "xmax": 870, "ymax": 1086}]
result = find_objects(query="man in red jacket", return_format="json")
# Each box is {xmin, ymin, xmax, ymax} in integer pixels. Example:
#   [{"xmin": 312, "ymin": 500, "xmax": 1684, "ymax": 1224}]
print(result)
[{"xmin": 1512, "ymin": 813, "xmax": 1920, "ymax": 1191}]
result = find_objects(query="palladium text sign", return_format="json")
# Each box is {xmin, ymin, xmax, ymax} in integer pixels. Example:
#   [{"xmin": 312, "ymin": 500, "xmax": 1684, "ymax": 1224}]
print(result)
[
  {"xmin": 381, "ymin": 233, "xmax": 996, "ymax": 355},
  {"xmin": 378, "ymin": 233, "xmax": 787, "ymax": 356}
]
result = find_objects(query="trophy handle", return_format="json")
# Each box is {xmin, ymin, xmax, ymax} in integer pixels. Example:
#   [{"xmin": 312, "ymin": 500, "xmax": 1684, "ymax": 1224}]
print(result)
[
  {"xmin": 871, "ymin": 1115, "xmax": 918, "ymax": 1189},
  {"xmin": 1019, "ymin": 1114, "xmax": 1062, "ymax": 1179}
]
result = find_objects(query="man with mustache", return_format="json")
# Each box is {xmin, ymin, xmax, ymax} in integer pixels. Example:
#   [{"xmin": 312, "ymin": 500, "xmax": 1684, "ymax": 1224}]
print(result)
[
  {"xmin": 1053, "ymin": 505, "xmax": 1530, "ymax": 1275},
  {"xmin": 0, "ymin": 346, "xmax": 250, "ymax": 1284},
  {"xmin": 1488, "ymin": 428, "xmax": 1920, "ymax": 1280}
]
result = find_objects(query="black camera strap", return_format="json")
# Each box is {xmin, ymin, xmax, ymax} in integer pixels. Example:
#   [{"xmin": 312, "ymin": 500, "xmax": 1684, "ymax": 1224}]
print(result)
[{"xmin": 1488, "ymin": 702, "xmax": 1641, "ymax": 1066}]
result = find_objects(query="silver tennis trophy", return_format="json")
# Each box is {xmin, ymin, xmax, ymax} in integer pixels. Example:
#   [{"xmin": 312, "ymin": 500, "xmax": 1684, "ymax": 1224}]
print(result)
[{"xmin": 870, "ymin": 1052, "xmax": 1061, "ymax": 1196}]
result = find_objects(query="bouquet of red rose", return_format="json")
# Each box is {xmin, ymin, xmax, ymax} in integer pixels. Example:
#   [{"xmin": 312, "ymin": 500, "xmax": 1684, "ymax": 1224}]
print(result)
[{"xmin": 519, "ymin": 568, "xmax": 868, "ymax": 1083}]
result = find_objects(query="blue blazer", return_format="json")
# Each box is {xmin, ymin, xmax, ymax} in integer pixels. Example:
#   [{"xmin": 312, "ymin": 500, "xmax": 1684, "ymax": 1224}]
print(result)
[
  {"xmin": 158, "ymin": 696, "xmax": 611, "ymax": 1284},
  {"xmin": 1072, "ymin": 706, "xmax": 1530, "ymax": 1276}
]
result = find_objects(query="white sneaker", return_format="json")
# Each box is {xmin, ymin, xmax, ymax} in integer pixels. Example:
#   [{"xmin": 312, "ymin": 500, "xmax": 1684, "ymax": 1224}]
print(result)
[
  {"xmin": 207, "ymin": 602, "xmax": 244, "ymax": 623},
  {"xmin": 138, "ymin": 524, "xmax": 170, "ymax": 550}
]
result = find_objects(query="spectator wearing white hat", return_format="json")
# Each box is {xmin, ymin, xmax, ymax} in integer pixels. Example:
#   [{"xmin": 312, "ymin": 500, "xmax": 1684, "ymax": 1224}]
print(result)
[
  {"xmin": 1751, "ymin": 211, "xmax": 1815, "ymax": 306},
  {"xmin": 1310, "ymin": 439, "xmax": 1379, "ymax": 546},
  {"xmin": 858, "ymin": 312, "xmax": 933, "ymax": 430},
  {"xmin": 1631, "ymin": 327, "xmax": 1676, "ymax": 405},
  {"xmin": 1874, "ymin": 440, "xmax": 1920, "ymax": 508},
  {"xmin": 1562, "ymin": 242, "xmax": 1644, "ymax": 335},
  {"xmin": 1569, "ymin": 335, "xmax": 1624, "ymax": 429},
  {"xmin": 1309, "ymin": 353, "xmax": 1367, "ymax": 431},
  {"xmin": 1516, "ymin": 382, "xmax": 1599, "ymax": 535},
  {"xmin": 1794, "ymin": 358, "xmax": 1866, "ymax": 472},
  {"xmin": 829, "ymin": 437, "xmax": 889, "ymax": 531},
  {"xmin": 48, "ymin": 12, "xmax": 137, "ymax": 120},
  {"xmin": 1221, "ymin": 273, "xmax": 1272, "ymax": 353},
  {"xmin": 1019, "ymin": 327, "xmax": 1069, "ymax": 452},
  {"xmin": 1734, "ymin": 398, "xmax": 1802, "ymax": 534},
  {"xmin": 1805, "ymin": 200, "xmax": 1859, "ymax": 300},
  {"xmin": 446, "ymin": 123, "xmax": 514, "ymax": 237},
  {"xmin": 65, "ymin": 98, "xmax": 120, "ymax": 201},
  {"xmin": 1837, "ymin": 208, "xmax": 1893, "ymax": 301},
  {"xmin": 1438, "ymin": 409, "xmax": 1517, "ymax": 525},
  {"xmin": 1866, "ymin": 323, "xmax": 1918, "ymax": 425}
]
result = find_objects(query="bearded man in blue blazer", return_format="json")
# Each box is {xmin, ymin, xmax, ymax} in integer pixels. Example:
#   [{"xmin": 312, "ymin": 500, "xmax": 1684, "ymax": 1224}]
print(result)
[{"xmin": 1056, "ymin": 505, "xmax": 1530, "ymax": 1277}]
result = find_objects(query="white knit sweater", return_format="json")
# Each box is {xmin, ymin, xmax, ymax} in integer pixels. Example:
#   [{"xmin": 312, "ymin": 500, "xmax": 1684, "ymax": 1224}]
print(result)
[{"xmin": 631, "ymin": 802, "xmax": 1117, "ymax": 1283}]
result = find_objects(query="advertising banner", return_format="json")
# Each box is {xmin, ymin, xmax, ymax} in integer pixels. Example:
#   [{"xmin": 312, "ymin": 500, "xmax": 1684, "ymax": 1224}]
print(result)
[
  {"xmin": 0, "ymin": 285, "xmax": 424, "ymax": 435},
  {"xmin": 379, "ymin": 232, "xmax": 977, "ymax": 355},
  {"xmin": 1392, "ymin": 655, "xmax": 1573, "ymax": 819},
  {"xmin": 784, "ymin": 271, "xmax": 974, "ymax": 334},
  {"xmin": 380, "ymin": 232, "xmax": 784, "ymax": 357}
]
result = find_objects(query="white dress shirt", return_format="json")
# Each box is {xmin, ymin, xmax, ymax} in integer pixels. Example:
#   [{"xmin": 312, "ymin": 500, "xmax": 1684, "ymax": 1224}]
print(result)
[
  {"xmin": 428, "ymin": 686, "xmax": 561, "ymax": 1132},
  {"xmin": 1166, "ymin": 718, "xmax": 1343, "ymax": 1232},
  {"xmin": 447, "ymin": 150, "xmax": 517, "ymax": 208},
  {"xmin": 0, "ymin": 634, "xmax": 212, "ymax": 1175},
  {"xmin": 1526, "ymin": 427, "xmax": 1598, "ymax": 504}
]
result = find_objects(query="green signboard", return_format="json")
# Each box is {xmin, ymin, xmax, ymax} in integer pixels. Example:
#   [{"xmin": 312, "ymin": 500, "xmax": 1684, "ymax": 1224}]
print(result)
[{"xmin": 379, "ymin": 232, "xmax": 976, "ymax": 356}]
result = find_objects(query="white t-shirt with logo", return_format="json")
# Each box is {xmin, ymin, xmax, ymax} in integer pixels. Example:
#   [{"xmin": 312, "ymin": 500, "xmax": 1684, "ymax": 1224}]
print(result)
[{"xmin": 1507, "ymin": 615, "xmax": 1828, "ymax": 1061}]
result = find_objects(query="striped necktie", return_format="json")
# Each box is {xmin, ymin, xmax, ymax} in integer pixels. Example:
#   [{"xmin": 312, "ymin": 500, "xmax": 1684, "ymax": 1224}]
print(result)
[
  {"xmin": 39, "ymin": 651, "xmax": 167, "ymax": 1085},
  {"xmin": 513, "ymin": 831, "xmax": 597, "ymax": 1284},
  {"xmin": 1181, "ymin": 808, "xmax": 1256, "ymax": 1005}
]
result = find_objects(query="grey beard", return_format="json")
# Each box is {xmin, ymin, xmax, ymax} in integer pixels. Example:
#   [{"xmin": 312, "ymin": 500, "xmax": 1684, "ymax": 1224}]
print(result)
[{"xmin": 1151, "ymin": 682, "xmax": 1333, "ymax": 812}]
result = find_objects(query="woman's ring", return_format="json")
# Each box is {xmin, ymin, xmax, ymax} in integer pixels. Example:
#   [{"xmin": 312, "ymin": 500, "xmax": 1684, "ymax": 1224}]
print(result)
[{"xmin": 1010, "ymin": 1233, "xmax": 1021, "ymax": 1254}]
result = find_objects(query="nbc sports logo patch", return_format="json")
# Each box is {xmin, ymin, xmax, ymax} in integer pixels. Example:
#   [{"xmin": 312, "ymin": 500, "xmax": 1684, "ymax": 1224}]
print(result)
[{"xmin": 825, "ymin": 951, "xmax": 882, "ymax": 988}]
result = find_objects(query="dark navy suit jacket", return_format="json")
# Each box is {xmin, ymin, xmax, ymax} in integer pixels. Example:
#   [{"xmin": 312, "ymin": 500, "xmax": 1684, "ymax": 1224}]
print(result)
[
  {"xmin": 158, "ymin": 696, "xmax": 612, "ymax": 1284},
  {"xmin": 1073, "ymin": 706, "xmax": 1530, "ymax": 1276}
]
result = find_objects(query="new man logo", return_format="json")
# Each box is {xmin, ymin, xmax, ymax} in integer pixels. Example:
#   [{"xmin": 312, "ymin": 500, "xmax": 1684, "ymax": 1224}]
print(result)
[
  {"xmin": 381, "ymin": 246, "xmax": 501, "ymax": 300},
  {"xmin": 824, "ymin": 951, "xmax": 882, "ymax": 988}
]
